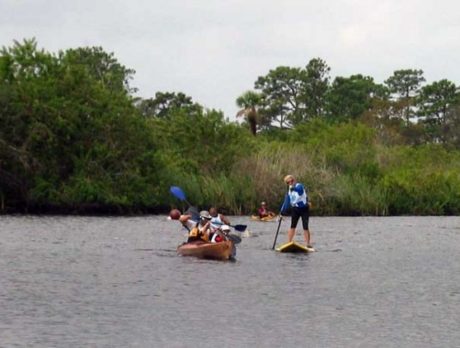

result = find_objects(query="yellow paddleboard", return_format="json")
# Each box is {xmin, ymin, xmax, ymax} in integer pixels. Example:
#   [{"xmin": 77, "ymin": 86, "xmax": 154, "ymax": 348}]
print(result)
[{"xmin": 276, "ymin": 241, "xmax": 315, "ymax": 253}]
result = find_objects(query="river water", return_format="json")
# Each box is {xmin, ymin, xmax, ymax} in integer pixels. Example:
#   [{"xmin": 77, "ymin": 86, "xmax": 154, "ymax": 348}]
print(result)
[{"xmin": 0, "ymin": 215, "xmax": 459, "ymax": 347}]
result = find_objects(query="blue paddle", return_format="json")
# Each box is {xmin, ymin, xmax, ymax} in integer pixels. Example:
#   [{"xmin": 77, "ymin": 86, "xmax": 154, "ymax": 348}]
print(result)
[
  {"xmin": 170, "ymin": 186, "xmax": 191, "ymax": 205},
  {"xmin": 169, "ymin": 186, "xmax": 200, "ymax": 220}
]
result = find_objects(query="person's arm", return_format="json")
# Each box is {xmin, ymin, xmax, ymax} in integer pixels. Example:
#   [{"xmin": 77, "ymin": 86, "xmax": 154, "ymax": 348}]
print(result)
[
  {"xmin": 203, "ymin": 221, "xmax": 212, "ymax": 237},
  {"xmin": 220, "ymin": 214, "xmax": 231, "ymax": 225},
  {"xmin": 294, "ymin": 183, "xmax": 305, "ymax": 196},
  {"xmin": 179, "ymin": 214, "xmax": 191, "ymax": 223}
]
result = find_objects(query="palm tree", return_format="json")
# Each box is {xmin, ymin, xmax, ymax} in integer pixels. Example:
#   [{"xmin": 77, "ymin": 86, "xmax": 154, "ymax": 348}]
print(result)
[{"xmin": 236, "ymin": 91, "xmax": 262, "ymax": 136}]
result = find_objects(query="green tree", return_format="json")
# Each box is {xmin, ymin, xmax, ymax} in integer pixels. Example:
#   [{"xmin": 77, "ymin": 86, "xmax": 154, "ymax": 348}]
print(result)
[
  {"xmin": 0, "ymin": 39, "xmax": 161, "ymax": 212},
  {"xmin": 303, "ymin": 58, "xmax": 331, "ymax": 118},
  {"xmin": 254, "ymin": 66, "xmax": 306, "ymax": 128},
  {"xmin": 418, "ymin": 79, "xmax": 459, "ymax": 144},
  {"xmin": 0, "ymin": 38, "xmax": 59, "ymax": 207},
  {"xmin": 236, "ymin": 90, "xmax": 262, "ymax": 135},
  {"xmin": 443, "ymin": 103, "xmax": 460, "ymax": 148},
  {"xmin": 384, "ymin": 69, "xmax": 425, "ymax": 124},
  {"xmin": 137, "ymin": 91, "xmax": 203, "ymax": 118},
  {"xmin": 326, "ymin": 74, "xmax": 386, "ymax": 122},
  {"xmin": 418, "ymin": 80, "xmax": 459, "ymax": 125},
  {"xmin": 60, "ymin": 46, "xmax": 136, "ymax": 94}
]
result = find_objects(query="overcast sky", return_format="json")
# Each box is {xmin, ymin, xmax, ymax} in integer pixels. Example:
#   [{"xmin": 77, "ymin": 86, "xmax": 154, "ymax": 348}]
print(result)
[{"xmin": 2, "ymin": 0, "xmax": 460, "ymax": 118}]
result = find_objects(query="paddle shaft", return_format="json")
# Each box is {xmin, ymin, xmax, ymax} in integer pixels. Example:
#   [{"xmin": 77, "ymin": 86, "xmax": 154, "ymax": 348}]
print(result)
[
  {"xmin": 272, "ymin": 217, "xmax": 282, "ymax": 249},
  {"xmin": 272, "ymin": 186, "xmax": 290, "ymax": 249},
  {"xmin": 211, "ymin": 220, "xmax": 247, "ymax": 232}
]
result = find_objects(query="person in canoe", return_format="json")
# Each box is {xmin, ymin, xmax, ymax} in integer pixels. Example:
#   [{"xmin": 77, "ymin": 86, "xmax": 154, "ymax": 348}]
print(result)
[
  {"xmin": 187, "ymin": 210, "xmax": 214, "ymax": 242},
  {"xmin": 283, "ymin": 174, "xmax": 313, "ymax": 248},
  {"xmin": 211, "ymin": 224, "xmax": 231, "ymax": 243},
  {"xmin": 258, "ymin": 201, "xmax": 276, "ymax": 219},
  {"xmin": 169, "ymin": 208, "xmax": 212, "ymax": 242},
  {"xmin": 209, "ymin": 207, "xmax": 231, "ymax": 237}
]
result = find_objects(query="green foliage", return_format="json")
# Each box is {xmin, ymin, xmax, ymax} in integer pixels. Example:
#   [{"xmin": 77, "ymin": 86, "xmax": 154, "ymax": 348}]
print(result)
[
  {"xmin": 303, "ymin": 58, "xmax": 331, "ymax": 118},
  {"xmin": 325, "ymin": 174, "xmax": 389, "ymax": 215},
  {"xmin": 253, "ymin": 58, "xmax": 331, "ymax": 128},
  {"xmin": 255, "ymin": 66, "xmax": 305, "ymax": 128},
  {"xmin": 0, "ymin": 38, "xmax": 162, "ymax": 212},
  {"xmin": 326, "ymin": 74, "xmax": 387, "ymax": 122},
  {"xmin": 2, "ymin": 39, "xmax": 460, "ymax": 216},
  {"xmin": 381, "ymin": 169, "xmax": 460, "ymax": 215},
  {"xmin": 418, "ymin": 79, "xmax": 459, "ymax": 127},
  {"xmin": 150, "ymin": 108, "xmax": 254, "ymax": 176},
  {"xmin": 384, "ymin": 69, "xmax": 425, "ymax": 124},
  {"xmin": 236, "ymin": 90, "xmax": 262, "ymax": 135},
  {"xmin": 137, "ymin": 91, "xmax": 203, "ymax": 118}
]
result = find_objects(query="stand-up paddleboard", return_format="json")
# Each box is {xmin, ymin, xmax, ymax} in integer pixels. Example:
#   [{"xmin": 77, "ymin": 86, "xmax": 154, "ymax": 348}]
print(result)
[{"xmin": 276, "ymin": 241, "xmax": 315, "ymax": 253}]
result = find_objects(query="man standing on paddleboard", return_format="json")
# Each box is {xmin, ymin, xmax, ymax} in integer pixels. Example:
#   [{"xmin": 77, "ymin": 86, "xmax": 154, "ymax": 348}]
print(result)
[{"xmin": 283, "ymin": 174, "xmax": 312, "ymax": 248}]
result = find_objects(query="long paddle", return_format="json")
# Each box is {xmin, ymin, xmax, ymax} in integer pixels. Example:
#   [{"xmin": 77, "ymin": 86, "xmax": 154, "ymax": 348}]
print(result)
[
  {"xmin": 271, "ymin": 188, "xmax": 290, "ymax": 250},
  {"xmin": 170, "ymin": 186, "xmax": 192, "ymax": 206},
  {"xmin": 169, "ymin": 186, "xmax": 200, "ymax": 220}
]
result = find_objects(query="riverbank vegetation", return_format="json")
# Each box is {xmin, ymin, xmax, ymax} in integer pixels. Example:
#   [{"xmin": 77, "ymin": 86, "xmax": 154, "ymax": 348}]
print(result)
[{"xmin": 1, "ymin": 39, "xmax": 459, "ymax": 215}]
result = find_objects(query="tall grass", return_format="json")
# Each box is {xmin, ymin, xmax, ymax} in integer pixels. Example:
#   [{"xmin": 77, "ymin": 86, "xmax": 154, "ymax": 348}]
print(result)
[{"xmin": 166, "ymin": 121, "xmax": 460, "ymax": 216}]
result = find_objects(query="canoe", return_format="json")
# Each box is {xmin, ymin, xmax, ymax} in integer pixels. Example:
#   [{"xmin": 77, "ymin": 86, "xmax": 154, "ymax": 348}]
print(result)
[
  {"xmin": 276, "ymin": 241, "xmax": 315, "ymax": 253},
  {"xmin": 250, "ymin": 214, "xmax": 277, "ymax": 222},
  {"xmin": 177, "ymin": 240, "xmax": 235, "ymax": 260}
]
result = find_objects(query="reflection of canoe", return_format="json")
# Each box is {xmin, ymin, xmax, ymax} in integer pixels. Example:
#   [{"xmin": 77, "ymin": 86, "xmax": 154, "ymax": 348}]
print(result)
[
  {"xmin": 177, "ymin": 240, "xmax": 234, "ymax": 260},
  {"xmin": 250, "ymin": 214, "xmax": 277, "ymax": 222},
  {"xmin": 276, "ymin": 241, "xmax": 315, "ymax": 253}
]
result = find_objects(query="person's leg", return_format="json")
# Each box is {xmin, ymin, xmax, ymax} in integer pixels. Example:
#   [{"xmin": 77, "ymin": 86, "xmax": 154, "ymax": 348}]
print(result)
[
  {"xmin": 301, "ymin": 207, "xmax": 311, "ymax": 246},
  {"xmin": 287, "ymin": 227, "xmax": 296, "ymax": 242},
  {"xmin": 289, "ymin": 208, "xmax": 300, "ymax": 242},
  {"xmin": 303, "ymin": 229, "xmax": 310, "ymax": 246}
]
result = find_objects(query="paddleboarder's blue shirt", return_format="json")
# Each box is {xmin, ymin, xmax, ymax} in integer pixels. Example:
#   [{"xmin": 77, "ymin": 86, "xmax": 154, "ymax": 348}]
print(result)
[{"xmin": 288, "ymin": 183, "xmax": 308, "ymax": 208}]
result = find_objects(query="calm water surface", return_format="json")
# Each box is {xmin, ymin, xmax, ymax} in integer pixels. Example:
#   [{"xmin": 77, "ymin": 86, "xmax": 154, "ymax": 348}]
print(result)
[{"xmin": 1, "ymin": 215, "xmax": 459, "ymax": 347}]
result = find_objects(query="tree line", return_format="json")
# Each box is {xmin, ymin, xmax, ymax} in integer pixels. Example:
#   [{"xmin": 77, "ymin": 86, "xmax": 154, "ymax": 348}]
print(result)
[
  {"xmin": 235, "ymin": 59, "xmax": 460, "ymax": 145},
  {"xmin": 1, "ymin": 39, "xmax": 459, "ymax": 215}
]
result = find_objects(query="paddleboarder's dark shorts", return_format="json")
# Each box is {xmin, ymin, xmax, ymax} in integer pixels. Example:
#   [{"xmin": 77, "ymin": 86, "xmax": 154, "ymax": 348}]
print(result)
[{"xmin": 291, "ymin": 206, "xmax": 309, "ymax": 230}]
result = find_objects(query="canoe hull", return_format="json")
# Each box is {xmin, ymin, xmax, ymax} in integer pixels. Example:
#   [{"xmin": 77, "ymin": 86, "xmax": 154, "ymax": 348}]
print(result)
[
  {"xmin": 250, "ymin": 214, "xmax": 277, "ymax": 222},
  {"xmin": 177, "ymin": 240, "xmax": 234, "ymax": 260},
  {"xmin": 276, "ymin": 241, "xmax": 315, "ymax": 253}
]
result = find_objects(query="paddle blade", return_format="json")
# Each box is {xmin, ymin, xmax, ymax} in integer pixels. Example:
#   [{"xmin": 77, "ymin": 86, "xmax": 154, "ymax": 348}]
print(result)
[
  {"xmin": 232, "ymin": 224, "xmax": 247, "ymax": 232},
  {"xmin": 227, "ymin": 234, "xmax": 242, "ymax": 244},
  {"xmin": 170, "ymin": 186, "xmax": 186, "ymax": 201}
]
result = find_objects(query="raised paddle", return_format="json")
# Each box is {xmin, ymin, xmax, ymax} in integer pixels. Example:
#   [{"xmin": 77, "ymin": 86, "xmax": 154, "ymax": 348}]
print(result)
[
  {"xmin": 170, "ymin": 186, "xmax": 191, "ymax": 206},
  {"xmin": 271, "ymin": 189, "xmax": 290, "ymax": 249},
  {"xmin": 170, "ymin": 186, "xmax": 200, "ymax": 220}
]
